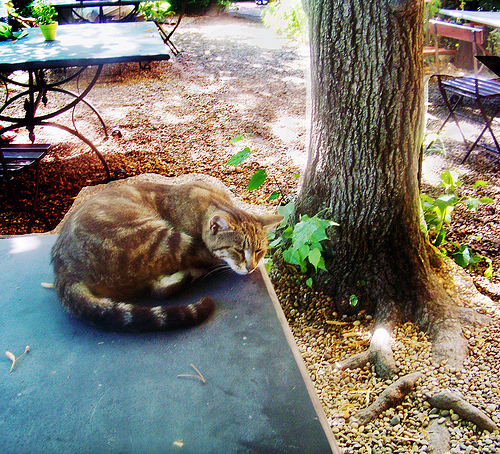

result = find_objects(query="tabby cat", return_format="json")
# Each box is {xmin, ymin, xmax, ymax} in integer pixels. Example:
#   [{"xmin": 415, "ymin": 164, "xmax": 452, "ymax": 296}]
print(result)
[{"xmin": 51, "ymin": 180, "xmax": 283, "ymax": 332}]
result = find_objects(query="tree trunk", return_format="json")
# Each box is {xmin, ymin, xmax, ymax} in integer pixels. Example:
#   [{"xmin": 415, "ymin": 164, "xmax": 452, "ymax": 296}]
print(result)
[{"xmin": 298, "ymin": 0, "xmax": 478, "ymax": 365}]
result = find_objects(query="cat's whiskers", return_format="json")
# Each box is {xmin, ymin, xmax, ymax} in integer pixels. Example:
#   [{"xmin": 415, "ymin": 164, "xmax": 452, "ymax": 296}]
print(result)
[{"xmin": 201, "ymin": 264, "xmax": 232, "ymax": 280}]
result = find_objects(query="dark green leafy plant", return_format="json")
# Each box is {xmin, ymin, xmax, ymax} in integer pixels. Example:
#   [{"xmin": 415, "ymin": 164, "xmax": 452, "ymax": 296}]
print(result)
[
  {"xmin": 268, "ymin": 202, "xmax": 338, "ymax": 287},
  {"xmin": 420, "ymin": 170, "xmax": 493, "ymax": 276},
  {"xmin": 226, "ymin": 135, "xmax": 337, "ymax": 287}
]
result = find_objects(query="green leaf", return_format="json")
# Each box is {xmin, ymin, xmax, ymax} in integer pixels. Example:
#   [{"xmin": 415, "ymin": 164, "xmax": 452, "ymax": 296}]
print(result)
[
  {"xmin": 434, "ymin": 193, "xmax": 457, "ymax": 220},
  {"xmin": 226, "ymin": 147, "xmax": 251, "ymax": 167},
  {"xmin": 433, "ymin": 227, "xmax": 446, "ymax": 247},
  {"xmin": 247, "ymin": 169, "xmax": 267, "ymax": 190},
  {"xmin": 282, "ymin": 225, "xmax": 294, "ymax": 239},
  {"xmin": 465, "ymin": 197, "xmax": 481, "ymax": 211},
  {"xmin": 308, "ymin": 248, "xmax": 322, "ymax": 271},
  {"xmin": 453, "ymin": 244, "xmax": 481, "ymax": 268},
  {"xmin": 439, "ymin": 170, "xmax": 461, "ymax": 193},
  {"xmin": 479, "ymin": 197, "xmax": 494, "ymax": 204},
  {"xmin": 292, "ymin": 217, "xmax": 328, "ymax": 247},
  {"xmin": 277, "ymin": 202, "xmax": 295, "ymax": 225},
  {"xmin": 268, "ymin": 237, "xmax": 283, "ymax": 248},
  {"xmin": 484, "ymin": 259, "xmax": 493, "ymax": 279},
  {"xmin": 473, "ymin": 180, "xmax": 489, "ymax": 188},
  {"xmin": 306, "ymin": 277, "xmax": 313, "ymax": 288},
  {"xmin": 349, "ymin": 295, "xmax": 358, "ymax": 307},
  {"xmin": 282, "ymin": 248, "xmax": 299, "ymax": 266},
  {"xmin": 230, "ymin": 134, "xmax": 246, "ymax": 143},
  {"xmin": 268, "ymin": 191, "xmax": 280, "ymax": 201}
]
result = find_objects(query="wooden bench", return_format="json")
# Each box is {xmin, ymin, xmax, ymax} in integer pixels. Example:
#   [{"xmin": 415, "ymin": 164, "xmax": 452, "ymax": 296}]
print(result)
[
  {"xmin": 426, "ymin": 19, "xmax": 484, "ymax": 73},
  {"xmin": 0, "ymin": 143, "xmax": 51, "ymax": 232}
]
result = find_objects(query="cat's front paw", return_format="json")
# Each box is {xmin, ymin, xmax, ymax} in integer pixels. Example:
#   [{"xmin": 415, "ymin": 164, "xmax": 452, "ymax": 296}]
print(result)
[{"xmin": 151, "ymin": 271, "xmax": 191, "ymax": 298}]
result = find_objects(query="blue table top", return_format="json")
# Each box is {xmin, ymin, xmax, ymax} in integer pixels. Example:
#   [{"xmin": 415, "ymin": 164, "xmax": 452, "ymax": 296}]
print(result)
[
  {"xmin": 0, "ymin": 234, "xmax": 338, "ymax": 453},
  {"xmin": 0, "ymin": 22, "xmax": 170, "ymax": 72}
]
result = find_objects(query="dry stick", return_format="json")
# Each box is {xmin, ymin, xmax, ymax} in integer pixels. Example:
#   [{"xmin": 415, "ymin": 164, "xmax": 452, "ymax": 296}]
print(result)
[
  {"xmin": 355, "ymin": 372, "xmax": 423, "ymax": 425},
  {"xmin": 5, "ymin": 346, "xmax": 30, "ymax": 374},
  {"xmin": 177, "ymin": 363, "xmax": 206, "ymax": 384}
]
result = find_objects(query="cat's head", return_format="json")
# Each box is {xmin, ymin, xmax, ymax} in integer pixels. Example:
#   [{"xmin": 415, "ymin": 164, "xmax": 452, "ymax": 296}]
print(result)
[{"xmin": 204, "ymin": 210, "xmax": 283, "ymax": 275}]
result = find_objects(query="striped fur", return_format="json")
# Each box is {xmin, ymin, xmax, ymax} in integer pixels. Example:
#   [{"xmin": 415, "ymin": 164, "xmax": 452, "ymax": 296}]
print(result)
[{"xmin": 51, "ymin": 181, "xmax": 282, "ymax": 332}]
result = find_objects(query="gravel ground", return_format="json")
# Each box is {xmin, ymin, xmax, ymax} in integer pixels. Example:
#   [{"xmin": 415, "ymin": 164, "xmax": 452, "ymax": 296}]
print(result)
[{"xmin": 1, "ymin": 12, "xmax": 500, "ymax": 453}]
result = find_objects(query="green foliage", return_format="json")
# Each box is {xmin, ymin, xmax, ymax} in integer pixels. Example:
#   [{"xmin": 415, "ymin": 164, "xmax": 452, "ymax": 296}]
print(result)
[
  {"xmin": 420, "ymin": 170, "xmax": 493, "ymax": 276},
  {"xmin": 166, "ymin": 0, "xmax": 211, "ymax": 14},
  {"xmin": 138, "ymin": 0, "xmax": 173, "ymax": 22},
  {"xmin": 488, "ymin": 28, "xmax": 500, "ymax": 56},
  {"xmin": 248, "ymin": 169, "xmax": 267, "ymax": 191},
  {"xmin": 29, "ymin": 0, "xmax": 56, "ymax": 24},
  {"xmin": 225, "ymin": 136, "xmax": 287, "ymax": 201},
  {"xmin": 262, "ymin": 0, "xmax": 307, "ymax": 41},
  {"xmin": 12, "ymin": 0, "xmax": 32, "ymax": 17},
  {"xmin": 226, "ymin": 147, "xmax": 251, "ymax": 167},
  {"xmin": 268, "ymin": 202, "xmax": 338, "ymax": 287},
  {"xmin": 441, "ymin": 0, "xmax": 500, "ymax": 10},
  {"xmin": 424, "ymin": 132, "xmax": 447, "ymax": 156},
  {"xmin": 226, "ymin": 135, "xmax": 337, "ymax": 287}
]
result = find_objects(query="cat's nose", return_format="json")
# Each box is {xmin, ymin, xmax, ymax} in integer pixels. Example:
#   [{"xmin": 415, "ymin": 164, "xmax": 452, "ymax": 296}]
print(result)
[{"xmin": 246, "ymin": 264, "xmax": 257, "ymax": 274}]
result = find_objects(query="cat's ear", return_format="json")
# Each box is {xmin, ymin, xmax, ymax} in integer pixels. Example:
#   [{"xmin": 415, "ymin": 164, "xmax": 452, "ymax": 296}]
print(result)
[
  {"xmin": 257, "ymin": 214, "xmax": 284, "ymax": 233},
  {"xmin": 209, "ymin": 214, "xmax": 234, "ymax": 233}
]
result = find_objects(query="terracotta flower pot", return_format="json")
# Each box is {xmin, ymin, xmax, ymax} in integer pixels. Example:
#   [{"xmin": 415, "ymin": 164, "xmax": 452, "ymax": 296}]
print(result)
[{"xmin": 39, "ymin": 22, "xmax": 57, "ymax": 41}]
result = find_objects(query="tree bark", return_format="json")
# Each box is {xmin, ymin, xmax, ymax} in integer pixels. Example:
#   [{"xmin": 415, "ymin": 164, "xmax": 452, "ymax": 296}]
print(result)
[{"xmin": 298, "ymin": 0, "xmax": 476, "ymax": 364}]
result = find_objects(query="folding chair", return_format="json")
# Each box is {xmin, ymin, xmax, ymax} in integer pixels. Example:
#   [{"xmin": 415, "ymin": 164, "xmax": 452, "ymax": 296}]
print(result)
[
  {"xmin": 0, "ymin": 143, "xmax": 51, "ymax": 233},
  {"xmin": 428, "ymin": 19, "xmax": 500, "ymax": 163},
  {"xmin": 155, "ymin": 0, "xmax": 188, "ymax": 56}
]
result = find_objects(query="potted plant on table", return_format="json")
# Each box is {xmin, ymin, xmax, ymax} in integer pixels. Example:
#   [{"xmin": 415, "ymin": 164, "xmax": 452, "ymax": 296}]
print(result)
[{"xmin": 30, "ymin": 0, "xmax": 57, "ymax": 41}]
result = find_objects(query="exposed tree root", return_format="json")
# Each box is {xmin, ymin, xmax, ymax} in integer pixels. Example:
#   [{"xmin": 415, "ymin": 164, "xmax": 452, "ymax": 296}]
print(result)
[
  {"xmin": 335, "ymin": 327, "xmax": 397, "ymax": 379},
  {"xmin": 368, "ymin": 327, "xmax": 398, "ymax": 380},
  {"xmin": 335, "ymin": 350, "xmax": 369, "ymax": 371},
  {"xmin": 427, "ymin": 419, "xmax": 451, "ymax": 454},
  {"xmin": 355, "ymin": 372, "xmax": 423, "ymax": 425},
  {"xmin": 428, "ymin": 390, "xmax": 498, "ymax": 433}
]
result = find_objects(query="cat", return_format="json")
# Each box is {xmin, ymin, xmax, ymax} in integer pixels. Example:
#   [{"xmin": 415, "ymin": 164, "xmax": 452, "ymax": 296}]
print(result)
[{"xmin": 51, "ymin": 180, "xmax": 283, "ymax": 332}]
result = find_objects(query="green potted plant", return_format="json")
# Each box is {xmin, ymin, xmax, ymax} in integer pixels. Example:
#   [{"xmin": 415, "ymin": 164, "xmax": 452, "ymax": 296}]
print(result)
[{"xmin": 30, "ymin": 0, "xmax": 57, "ymax": 41}]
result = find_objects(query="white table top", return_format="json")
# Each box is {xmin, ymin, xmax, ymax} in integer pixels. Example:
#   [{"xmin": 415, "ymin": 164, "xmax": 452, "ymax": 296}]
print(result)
[{"xmin": 440, "ymin": 9, "xmax": 500, "ymax": 29}]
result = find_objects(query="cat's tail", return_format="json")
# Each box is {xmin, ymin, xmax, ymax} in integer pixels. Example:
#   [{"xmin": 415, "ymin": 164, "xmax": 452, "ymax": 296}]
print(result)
[{"xmin": 55, "ymin": 280, "xmax": 215, "ymax": 332}]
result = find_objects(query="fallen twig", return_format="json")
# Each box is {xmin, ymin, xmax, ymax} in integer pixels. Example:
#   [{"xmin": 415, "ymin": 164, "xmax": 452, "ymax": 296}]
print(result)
[
  {"xmin": 5, "ymin": 346, "xmax": 30, "ymax": 374},
  {"xmin": 177, "ymin": 363, "xmax": 206, "ymax": 384}
]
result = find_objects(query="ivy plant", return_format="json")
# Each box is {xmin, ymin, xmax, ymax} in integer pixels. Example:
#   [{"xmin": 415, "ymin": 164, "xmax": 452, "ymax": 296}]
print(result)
[
  {"xmin": 226, "ymin": 135, "xmax": 338, "ymax": 287},
  {"xmin": 268, "ymin": 202, "xmax": 338, "ymax": 287},
  {"xmin": 420, "ymin": 170, "xmax": 494, "ymax": 277},
  {"xmin": 225, "ymin": 135, "xmax": 297, "ymax": 201}
]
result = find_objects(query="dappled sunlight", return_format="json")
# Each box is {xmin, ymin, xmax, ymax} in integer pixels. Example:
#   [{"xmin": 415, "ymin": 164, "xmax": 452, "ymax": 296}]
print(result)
[
  {"xmin": 9, "ymin": 236, "xmax": 42, "ymax": 254},
  {"xmin": 181, "ymin": 22, "xmax": 288, "ymax": 51},
  {"xmin": 271, "ymin": 115, "xmax": 303, "ymax": 143}
]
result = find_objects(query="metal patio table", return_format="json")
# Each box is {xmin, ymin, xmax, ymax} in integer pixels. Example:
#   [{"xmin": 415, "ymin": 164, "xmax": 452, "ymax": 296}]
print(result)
[{"xmin": 0, "ymin": 22, "xmax": 170, "ymax": 180}]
